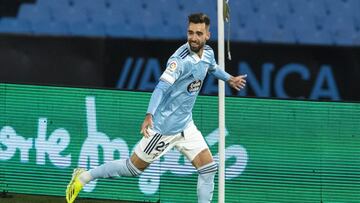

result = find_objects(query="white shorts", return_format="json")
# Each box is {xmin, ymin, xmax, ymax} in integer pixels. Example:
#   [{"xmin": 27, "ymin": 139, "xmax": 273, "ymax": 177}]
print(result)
[{"xmin": 134, "ymin": 121, "xmax": 209, "ymax": 163}]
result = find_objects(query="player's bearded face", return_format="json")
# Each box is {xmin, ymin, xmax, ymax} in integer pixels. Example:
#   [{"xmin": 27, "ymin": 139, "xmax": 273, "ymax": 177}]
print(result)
[{"xmin": 187, "ymin": 23, "xmax": 210, "ymax": 53}]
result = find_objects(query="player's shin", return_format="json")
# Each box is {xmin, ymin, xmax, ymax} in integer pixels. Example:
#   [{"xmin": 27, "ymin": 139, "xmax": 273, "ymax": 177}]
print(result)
[
  {"xmin": 197, "ymin": 162, "xmax": 217, "ymax": 203},
  {"xmin": 89, "ymin": 159, "xmax": 142, "ymax": 181}
]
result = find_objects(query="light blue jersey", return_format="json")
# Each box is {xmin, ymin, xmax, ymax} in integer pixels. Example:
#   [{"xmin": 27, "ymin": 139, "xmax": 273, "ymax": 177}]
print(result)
[{"xmin": 147, "ymin": 43, "xmax": 231, "ymax": 135}]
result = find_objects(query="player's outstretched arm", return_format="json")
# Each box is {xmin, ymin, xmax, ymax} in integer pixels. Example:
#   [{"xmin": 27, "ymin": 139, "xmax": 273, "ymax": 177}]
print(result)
[{"xmin": 228, "ymin": 74, "xmax": 247, "ymax": 91}]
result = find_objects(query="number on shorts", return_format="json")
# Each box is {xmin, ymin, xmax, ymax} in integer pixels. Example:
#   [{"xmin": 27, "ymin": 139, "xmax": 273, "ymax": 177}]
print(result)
[{"xmin": 155, "ymin": 141, "xmax": 169, "ymax": 152}]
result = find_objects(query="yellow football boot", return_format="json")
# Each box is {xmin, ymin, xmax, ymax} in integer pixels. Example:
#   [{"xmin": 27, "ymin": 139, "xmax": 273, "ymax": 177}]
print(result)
[{"xmin": 66, "ymin": 168, "xmax": 86, "ymax": 203}]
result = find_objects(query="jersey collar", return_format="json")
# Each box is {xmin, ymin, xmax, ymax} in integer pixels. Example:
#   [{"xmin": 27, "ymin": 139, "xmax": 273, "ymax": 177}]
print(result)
[{"xmin": 187, "ymin": 43, "xmax": 203, "ymax": 63}]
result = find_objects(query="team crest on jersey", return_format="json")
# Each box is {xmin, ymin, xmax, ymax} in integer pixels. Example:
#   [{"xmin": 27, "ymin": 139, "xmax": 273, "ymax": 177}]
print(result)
[
  {"xmin": 167, "ymin": 61, "xmax": 177, "ymax": 72},
  {"xmin": 187, "ymin": 80, "xmax": 202, "ymax": 93}
]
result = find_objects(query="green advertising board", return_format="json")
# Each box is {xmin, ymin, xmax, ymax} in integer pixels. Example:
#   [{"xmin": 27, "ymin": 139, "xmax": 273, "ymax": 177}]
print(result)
[{"xmin": 0, "ymin": 83, "xmax": 359, "ymax": 202}]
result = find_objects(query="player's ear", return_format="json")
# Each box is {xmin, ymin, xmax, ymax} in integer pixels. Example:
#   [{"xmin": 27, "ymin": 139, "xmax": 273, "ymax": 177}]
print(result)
[{"xmin": 206, "ymin": 30, "xmax": 210, "ymax": 41}]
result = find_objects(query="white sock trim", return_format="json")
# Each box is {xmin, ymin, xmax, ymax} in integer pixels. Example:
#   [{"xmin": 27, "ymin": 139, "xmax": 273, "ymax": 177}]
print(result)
[
  {"xmin": 198, "ymin": 162, "xmax": 218, "ymax": 175},
  {"xmin": 126, "ymin": 159, "xmax": 142, "ymax": 176}
]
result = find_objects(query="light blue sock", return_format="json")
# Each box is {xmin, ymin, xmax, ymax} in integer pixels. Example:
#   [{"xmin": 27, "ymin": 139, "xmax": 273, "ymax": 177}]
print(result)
[
  {"xmin": 89, "ymin": 159, "xmax": 142, "ymax": 180},
  {"xmin": 197, "ymin": 162, "xmax": 217, "ymax": 203}
]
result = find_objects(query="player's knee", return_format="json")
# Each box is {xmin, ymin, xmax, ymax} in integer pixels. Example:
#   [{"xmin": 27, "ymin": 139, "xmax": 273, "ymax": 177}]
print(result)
[
  {"xmin": 130, "ymin": 153, "xmax": 150, "ymax": 171},
  {"xmin": 126, "ymin": 159, "xmax": 143, "ymax": 177},
  {"xmin": 197, "ymin": 162, "xmax": 217, "ymax": 180}
]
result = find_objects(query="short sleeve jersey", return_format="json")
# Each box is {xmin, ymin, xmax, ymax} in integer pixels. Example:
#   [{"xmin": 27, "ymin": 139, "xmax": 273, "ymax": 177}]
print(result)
[{"xmin": 151, "ymin": 43, "xmax": 219, "ymax": 135}]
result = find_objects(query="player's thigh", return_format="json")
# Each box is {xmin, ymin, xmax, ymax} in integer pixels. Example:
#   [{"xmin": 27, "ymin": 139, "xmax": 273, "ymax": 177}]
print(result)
[
  {"xmin": 176, "ymin": 124, "xmax": 213, "ymax": 169},
  {"xmin": 191, "ymin": 148, "xmax": 214, "ymax": 169},
  {"xmin": 134, "ymin": 132, "xmax": 180, "ymax": 168}
]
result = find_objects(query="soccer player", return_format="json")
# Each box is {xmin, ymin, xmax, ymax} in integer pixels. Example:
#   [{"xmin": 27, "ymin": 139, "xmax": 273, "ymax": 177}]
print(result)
[{"xmin": 66, "ymin": 13, "xmax": 246, "ymax": 203}]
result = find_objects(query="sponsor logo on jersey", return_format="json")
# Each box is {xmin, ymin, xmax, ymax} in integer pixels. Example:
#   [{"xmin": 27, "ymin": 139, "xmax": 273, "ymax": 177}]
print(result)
[{"xmin": 187, "ymin": 80, "xmax": 202, "ymax": 93}]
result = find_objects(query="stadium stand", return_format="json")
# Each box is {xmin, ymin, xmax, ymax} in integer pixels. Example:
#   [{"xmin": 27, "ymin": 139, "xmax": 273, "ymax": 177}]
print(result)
[{"xmin": 0, "ymin": 0, "xmax": 359, "ymax": 45}]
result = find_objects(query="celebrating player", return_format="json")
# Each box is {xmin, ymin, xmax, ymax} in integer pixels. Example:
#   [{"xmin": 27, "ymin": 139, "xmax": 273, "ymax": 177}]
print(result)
[{"xmin": 66, "ymin": 13, "xmax": 246, "ymax": 203}]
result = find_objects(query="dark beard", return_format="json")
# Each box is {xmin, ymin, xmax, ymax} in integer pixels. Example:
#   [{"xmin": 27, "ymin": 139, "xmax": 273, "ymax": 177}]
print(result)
[{"xmin": 189, "ymin": 42, "xmax": 205, "ymax": 53}]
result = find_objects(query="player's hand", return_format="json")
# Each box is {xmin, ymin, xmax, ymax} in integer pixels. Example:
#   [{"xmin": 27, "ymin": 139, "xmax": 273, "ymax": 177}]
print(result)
[
  {"xmin": 140, "ymin": 113, "xmax": 153, "ymax": 138},
  {"xmin": 228, "ymin": 74, "xmax": 247, "ymax": 91}
]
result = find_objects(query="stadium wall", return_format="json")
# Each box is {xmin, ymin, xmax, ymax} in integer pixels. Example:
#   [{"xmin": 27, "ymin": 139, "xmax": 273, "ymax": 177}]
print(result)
[{"xmin": 0, "ymin": 83, "xmax": 359, "ymax": 202}]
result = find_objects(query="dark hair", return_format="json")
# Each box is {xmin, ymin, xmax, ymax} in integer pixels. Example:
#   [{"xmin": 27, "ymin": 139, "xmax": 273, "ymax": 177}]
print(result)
[{"xmin": 188, "ymin": 13, "xmax": 210, "ymax": 26}]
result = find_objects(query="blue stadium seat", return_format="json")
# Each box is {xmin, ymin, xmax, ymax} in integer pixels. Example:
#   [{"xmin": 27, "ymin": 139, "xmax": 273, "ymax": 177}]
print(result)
[
  {"xmin": 0, "ymin": 18, "xmax": 31, "ymax": 34},
  {"xmin": 258, "ymin": 27, "xmax": 296, "ymax": 44},
  {"xmin": 144, "ymin": 0, "xmax": 183, "ymax": 24},
  {"xmin": 52, "ymin": 7, "xmax": 89, "ymax": 24},
  {"xmin": 232, "ymin": 13, "xmax": 254, "ymax": 30},
  {"xmin": 209, "ymin": 25, "xmax": 218, "ymax": 40},
  {"xmin": 283, "ymin": 14, "xmax": 317, "ymax": 34},
  {"xmin": 107, "ymin": 0, "xmax": 144, "ymax": 18},
  {"xmin": 20, "ymin": 1, "xmax": 77, "ymax": 36},
  {"xmin": 142, "ymin": 9, "xmax": 184, "ymax": 38},
  {"xmin": 90, "ymin": 6, "xmax": 126, "ymax": 26},
  {"xmin": 247, "ymin": 14, "xmax": 295, "ymax": 42},
  {"xmin": 17, "ymin": 4, "xmax": 52, "ymax": 23},
  {"xmin": 164, "ymin": 8, "xmax": 186, "ymax": 29},
  {"xmin": 312, "ymin": 14, "xmax": 330, "ymax": 31},
  {"xmin": 176, "ymin": 0, "xmax": 189, "ymax": 11},
  {"xmin": 36, "ymin": 0, "xmax": 71, "ymax": 10},
  {"xmin": 255, "ymin": 13, "xmax": 279, "ymax": 30},
  {"xmin": 333, "ymin": 31, "xmax": 358, "ymax": 46},
  {"xmin": 289, "ymin": 0, "xmax": 328, "ymax": 16},
  {"xmin": 234, "ymin": 27, "xmax": 258, "ymax": 42},
  {"xmin": 0, "ymin": 0, "xmax": 359, "ymax": 46},
  {"xmin": 143, "ymin": 0, "xmax": 173, "ymax": 13},
  {"xmin": 106, "ymin": 23, "xmax": 145, "ymax": 39},
  {"xmin": 324, "ymin": 0, "xmax": 356, "ymax": 18},
  {"xmin": 240, "ymin": 13, "xmax": 279, "ymax": 35},
  {"xmin": 96, "ymin": 10, "xmax": 129, "ymax": 38},
  {"xmin": 321, "ymin": 14, "xmax": 354, "ymax": 31},
  {"xmin": 249, "ymin": 13, "xmax": 296, "ymax": 43},
  {"xmin": 132, "ymin": 10, "xmax": 163, "ymax": 28},
  {"xmin": 182, "ymin": 0, "xmax": 216, "ymax": 17},
  {"xmin": 231, "ymin": 13, "xmax": 259, "ymax": 42},
  {"xmin": 71, "ymin": 0, "xmax": 107, "ymax": 14},
  {"xmin": 351, "ymin": 32, "xmax": 360, "ymax": 46},
  {"xmin": 144, "ymin": 23, "xmax": 183, "ymax": 39},
  {"xmin": 283, "ymin": 13, "xmax": 335, "ymax": 45},
  {"xmin": 251, "ymin": 0, "xmax": 292, "ymax": 15},
  {"xmin": 322, "ymin": 16, "xmax": 356, "ymax": 46},
  {"xmin": 347, "ymin": 0, "xmax": 360, "ymax": 17},
  {"xmin": 295, "ymin": 28, "xmax": 333, "ymax": 45},
  {"xmin": 230, "ymin": 0, "xmax": 255, "ymax": 15},
  {"xmin": 230, "ymin": 0, "xmax": 254, "ymax": 32},
  {"xmin": 353, "ymin": 13, "xmax": 360, "ymax": 33}
]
